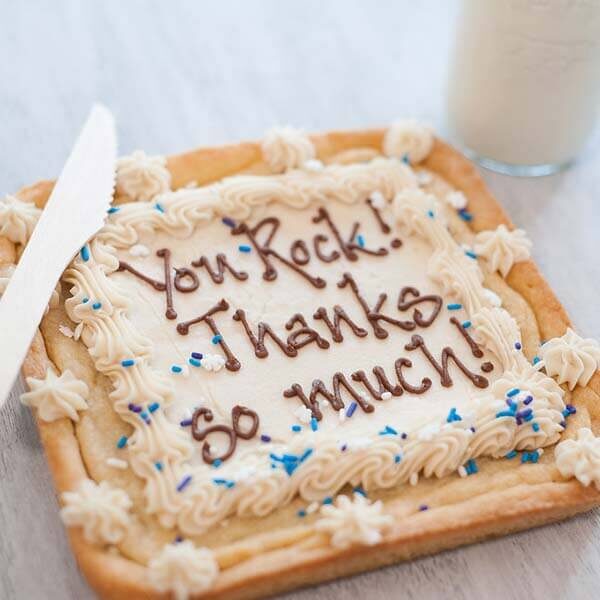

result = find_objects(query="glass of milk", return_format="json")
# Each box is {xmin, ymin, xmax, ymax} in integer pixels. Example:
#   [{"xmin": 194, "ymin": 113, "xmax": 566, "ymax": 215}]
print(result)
[{"xmin": 447, "ymin": 0, "xmax": 600, "ymax": 176}]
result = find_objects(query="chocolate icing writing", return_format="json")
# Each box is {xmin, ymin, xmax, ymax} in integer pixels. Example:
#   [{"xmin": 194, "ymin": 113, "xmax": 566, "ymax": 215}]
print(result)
[
  {"xmin": 232, "ymin": 308, "xmax": 297, "ymax": 358},
  {"xmin": 177, "ymin": 299, "xmax": 241, "ymax": 371},
  {"xmin": 191, "ymin": 405, "xmax": 259, "ymax": 464},
  {"xmin": 394, "ymin": 357, "xmax": 432, "ymax": 394},
  {"xmin": 390, "ymin": 238, "xmax": 403, "ymax": 249},
  {"xmin": 338, "ymin": 272, "xmax": 415, "ymax": 339},
  {"xmin": 313, "ymin": 305, "xmax": 368, "ymax": 342},
  {"xmin": 404, "ymin": 334, "xmax": 489, "ymax": 389},
  {"xmin": 366, "ymin": 197, "xmax": 391, "ymax": 233},
  {"xmin": 233, "ymin": 218, "xmax": 326, "ymax": 288},
  {"xmin": 174, "ymin": 267, "xmax": 200, "ymax": 293},
  {"xmin": 156, "ymin": 249, "xmax": 176, "ymax": 319},
  {"xmin": 397, "ymin": 287, "xmax": 442, "ymax": 328},
  {"xmin": 449, "ymin": 317, "xmax": 484, "ymax": 358},
  {"xmin": 290, "ymin": 240, "xmax": 310, "ymax": 265},
  {"xmin": 285, "ymin": 313, "xmax": 330, "ymax": 350},
  {"xmin": 191, "ymin": 253, "xmax": 248, "ymax": 284},
  {"xmin": 351, "ymin": 367, "xmax": 403, "ymax": 399},
  {"xmin": 313, "ymin": 234, "xmax": 340, "ymax": 263}
]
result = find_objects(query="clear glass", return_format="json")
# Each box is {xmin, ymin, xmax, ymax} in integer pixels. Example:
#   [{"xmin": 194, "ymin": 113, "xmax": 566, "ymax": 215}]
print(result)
[{"xmin": 446, "ymin": 0, "xmax": 600, "ymax": 176}]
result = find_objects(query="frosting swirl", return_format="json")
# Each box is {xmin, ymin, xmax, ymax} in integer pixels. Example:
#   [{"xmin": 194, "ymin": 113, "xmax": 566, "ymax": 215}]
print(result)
[
  {"xmin": 21, "ymin": 368, "xmax": 88, "ymax": 422},
  {"xmin": 473, "ymin": 224, "xmax": 532, "ymax": 278},
  {"xmin": 539, "ymin": 328, "xmax": 600, "ymax": 390},
  {"xmin": 555, "ymin": 428, "xmax": 600, "ymax": 489},
  {"xmin": 315, "ymin": 493, "xmax": 392, "ymax": 548},
  {"xmin": 148, "ymin": 541, "xmax": 219, "ymax": 600},
  {"xmin": 60, "ymin": 479, "xmax": 132, "ymax": 544},
  {"xmin": 261, "ymin": 126, "xmax": 316, "ymax": 173},
  {"xmin": 116, "ymin": 150, "xmax": 172, "ymax": 201},
  {"xmin": 383, "ymin": 119, "xmax": 434, "ymax": 164},
  {"xmin": 0, "ymin": 194, "xmax": 41, "ymax": 245}
]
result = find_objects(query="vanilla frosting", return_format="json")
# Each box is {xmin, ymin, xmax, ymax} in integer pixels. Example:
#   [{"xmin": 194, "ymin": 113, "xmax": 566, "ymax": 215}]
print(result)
[
  {"xmin": 0, "ymin": 263, "xmax": 15, "ymax": 296},
  {"xmin": 383, "ymin": 119, "xmax": 434, "ymax": 164},
  {"xmin": 148, "ymin": 541, "xmax": 219, "ymax": 600},
  {"xmin": 60, "ymin": 479, "xmax": 132, "ymax": 545},
  {"xmin": 539, "ymin": 328, "xmax": 600, "ymax": 391},
  {"xmin": 0, "ymin": 194, "xmax": 41, "ymax": 245},
  {"xmin": 315, "ymin": 493, "xmax": 393, "ymax": 548},
  {"xmin": 261, "ymin": 126, "xmax": 316, "ymax": 173},
  {"xmin": 21, "ymin": 368, "xmax": 88, "ymax": 422},
  {"xmin": 473, "ymin": 224, "xmax": 532, "ymax": 278},
  {"xmin": 116, "ymin": 150, "xmax": 172, "ymax": 201},
  {"xmin": 555, "ymin": 428, "xmax": 600, "ymax": 489}
]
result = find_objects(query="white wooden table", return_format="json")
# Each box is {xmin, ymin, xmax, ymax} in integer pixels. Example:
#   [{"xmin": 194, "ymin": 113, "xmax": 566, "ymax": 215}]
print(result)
[{"xmin": 1, "ymin": 1, "xmax": 599, "ymax": 598}]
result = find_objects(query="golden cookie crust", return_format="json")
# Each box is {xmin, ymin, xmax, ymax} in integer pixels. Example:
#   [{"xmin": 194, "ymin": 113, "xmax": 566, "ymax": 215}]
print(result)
[{"xmin": 4, "ymin": 129, "xmax": 599, "ymax": 599}]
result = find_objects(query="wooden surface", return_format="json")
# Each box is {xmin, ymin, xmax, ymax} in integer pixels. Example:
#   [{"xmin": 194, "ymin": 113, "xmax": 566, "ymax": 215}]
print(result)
[{"xmin": 1, "ymin": 1, "xmax": 599, "ymax": 598}]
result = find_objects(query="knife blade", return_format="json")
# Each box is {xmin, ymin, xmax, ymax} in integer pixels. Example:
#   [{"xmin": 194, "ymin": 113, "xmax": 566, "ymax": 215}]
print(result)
[{"xmin": 0, "ymin": 103, "xmax": 117, "ymax": 406}]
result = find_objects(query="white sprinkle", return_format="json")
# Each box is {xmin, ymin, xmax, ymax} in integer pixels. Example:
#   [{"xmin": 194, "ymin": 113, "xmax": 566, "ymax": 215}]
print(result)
[
  {"xmin": 380, "ymin": 391, "xmax": 392, "ymax": 401},
  {"xmin": 129, "ymin": 244, "xmax": 150, "ymax": 258},
  {"xmin": 306, "ymin": 502, "xmax": 319, "ymax": 514},
  {"xmin": 294, "ymin": 405, "xmax": 313, "ymax": 424},
  {"xmin": 482, "ymin": 288, "xmax": 502, "ymax": 307},
  {"xmin": 201, "ymin": 353, "xmax": 226, "ymax": 372},
  {"xmin": 106, "ymin": 457, "xmax": 128, "ymax": 470},
  {"xmin": 369, "ymin": 190, "xmax": 386, "ymax": 209},
  {"xmin": 416, "ymin": 170, "xmax": 433, "ymax": 185},
  {"xmin": 446, "ymin": 191, "xmax": 468, "ymax": 210},
  {"xmin": 458, "ymin": 465, "xmax": 467, "ymax": 478},
  {"xmin": 346, "ymin": 437, "xmax": 373, "ymax": 451},
  {"xmin": 58, "ymin": 324, "xmax": 74, "ymax": 338},
  {"xmin": 338, "ymin": 408, "xmax": 346, "ymax": 423},
  {"xmin": 538, "ymin": 448, "xmax": 544, "ymax": 456},
  {"xmin": 409, "ymin": 472, "xmax": 418, "ymax": 486},
  {"xmin": 303, "ymin": 159, "xmax": 324, "ymax": 172}
]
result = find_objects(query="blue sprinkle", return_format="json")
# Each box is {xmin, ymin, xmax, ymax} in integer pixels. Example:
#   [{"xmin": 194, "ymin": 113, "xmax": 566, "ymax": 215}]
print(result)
[
  {"xmin": 465, "ymin": 250, "xmax": 477, "ymax": 259},
  {"xmin": 180, "ymin": 419, "xmax": 192, "ymax": 427},
  {"xmin": 465, "ymin": 459, "xmax": 478, "ymax": 475},
  {"xmin": 402, "ymin": 153, "xmax": 410, "ymax": 165},
  {"xmin": 356, "ymin": 234, "xmax": 365, "ymax": 248},
  {"xmin": 148, "ymin": 402, "xmax": 160, "ymax": 413},
  {"xmin": 176, "ymin": 475, "xmax": 192, "ymax": 492},
  {"xmin": 82, "ymin": 297, "xmax": 89, "ymax": 304},
  {"xmin": 458, "ymin": 209, "xmax": 473, "ymax": 222},
  {"xmin": 291, "ymin": 425, "xmax": 302, "ymax": 433},
  {"xmin": 505, "ymin": 450, "xmax": 518, "ymax": 459},
  {"xmin": 310, "ymin": 417, "xmax": 318, "ymax": 432},
  {"xmin": 427, "ymin": 209, "xmax": 435, "ymax": 218},
  {"xmin": 92, "ymin": 302, "xmax": 102, "ymax": 310},
  {"xmin": 213, "ymin": 459, "xmax": 222, "ymax": 468},
  {"xmin": 447, "ymin": 303, "xmax": 462, "ymax": 311},
  {"xmin": 128, "ymin": 403, "xmax": 142, "ymax": 413},
  {"xmin": 395, "ymin": 454, "xmax": 402, "ymax": 464},
  {"xmin": 222, "ymin": 216, "xmax": 236, "ymax": 228},
  {"xmin": 446, "ymin": 407, "xmax": 462, "ymax": 423},
  {"xmin": 212, "ymin": 334, "xmax": 222, "ymax": 345},
  {"xmin": 121, "ymin": 359, "xmax": 135, "ymax": 367},
  {"xmin": 155, "ymin": 462, "xmax": 163, "ymax": 471},
  {"xmin": 419, "ymin": 504, "xmax": 429, "ymax": 511},
  {"xmin": 284, "ymin": 462, "xmax": 299, "ymax": 476},
  {"xmin": 260, "ymin": 434, "xmax": 271, "ymax": 442},
  {"xmin": 300, "ymin": 449, "xmax": 313, "ymax": 463},
  {"xmin": 462, "ymin": 320, "xmax": 471, "ymax": 329},
  {"xmin": 154, "ymin": 202, "xmax": 165, "ymax": 213},
  {"xmin": 107, "ymin": 206, "xmax": 120, "ymax": 214},
  {"xmin": 507, "ymin": 388, "xmax": 520, "ymax": 398},
  {"xmin": 379, "ymin": 425, "xmax": 398, "ymax": 436},
  {"xmin": 565, "ymin": 404, "xmax": 576, "ymax": 415},
  {"xmin": 80, "ymin": 246, "xmax": 90, "ymax": 262},
  {"xmin": 322, "ymin": 497, "xmax": 333, "ymax": 505},
  {"xmin": 523, "ymin": 395, "xmax": 533, "ymax": 405},
  {"xmin": 532, "ymin": 422, "xmax": 540, "ymax": 432},
  {"xmin": 213, "ymin": 478, "xmax": 235, "ymax": 489},
  {"xmin": 116, "ymin": 436, "xmax": 128, "ymax": 449},
  {"xmin": 140, "ymin": 410, "xmax": 149, "ymax": 420},
  {"xmin": 269, "ymin": 453, "xmax": 283, "ymax": 463},
  {"xmin": 188, "ymin": 358, "xmax": 201, "ymax": 367},
  {"xmin": 171, "ymin": 365, "xmax": 183, "ymax": 373},
  {"xmin": 346, "ymin": 401, "xmax": 358, "ymax": 418},
  {"xmin": 191, "ymin": 352, "xmax": 203, "ymax": 360},
  {"xmin": 283, "ymin": 454, "xmax": 298, "ymax": 463},
  {"xmin": 353, "ymin": 486, "xmax": 367, "ymax": 497},
  {"xmin": 401, "ymin": 432, "xmax": 408, "ymax": 440},
  {"xmin": 297, "ymin": 509, "xmax": 307, "ymax": 517},
  {"xmin": 532, "ymin": 356, "xmax": 541, "ymax": 365},
  {"xmin": 238, "ymin": 244, "xmax": 252, "ymax": 253},
  {"xmin": 515, "ymin": 342, "xmax": 522, "ymax": 350}
]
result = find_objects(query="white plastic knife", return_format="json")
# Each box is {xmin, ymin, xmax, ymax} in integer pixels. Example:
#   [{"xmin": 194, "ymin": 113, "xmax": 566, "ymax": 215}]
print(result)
[{"xmin": 0, "ymin": 103, "xmax": 117, "ymax": 407}]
